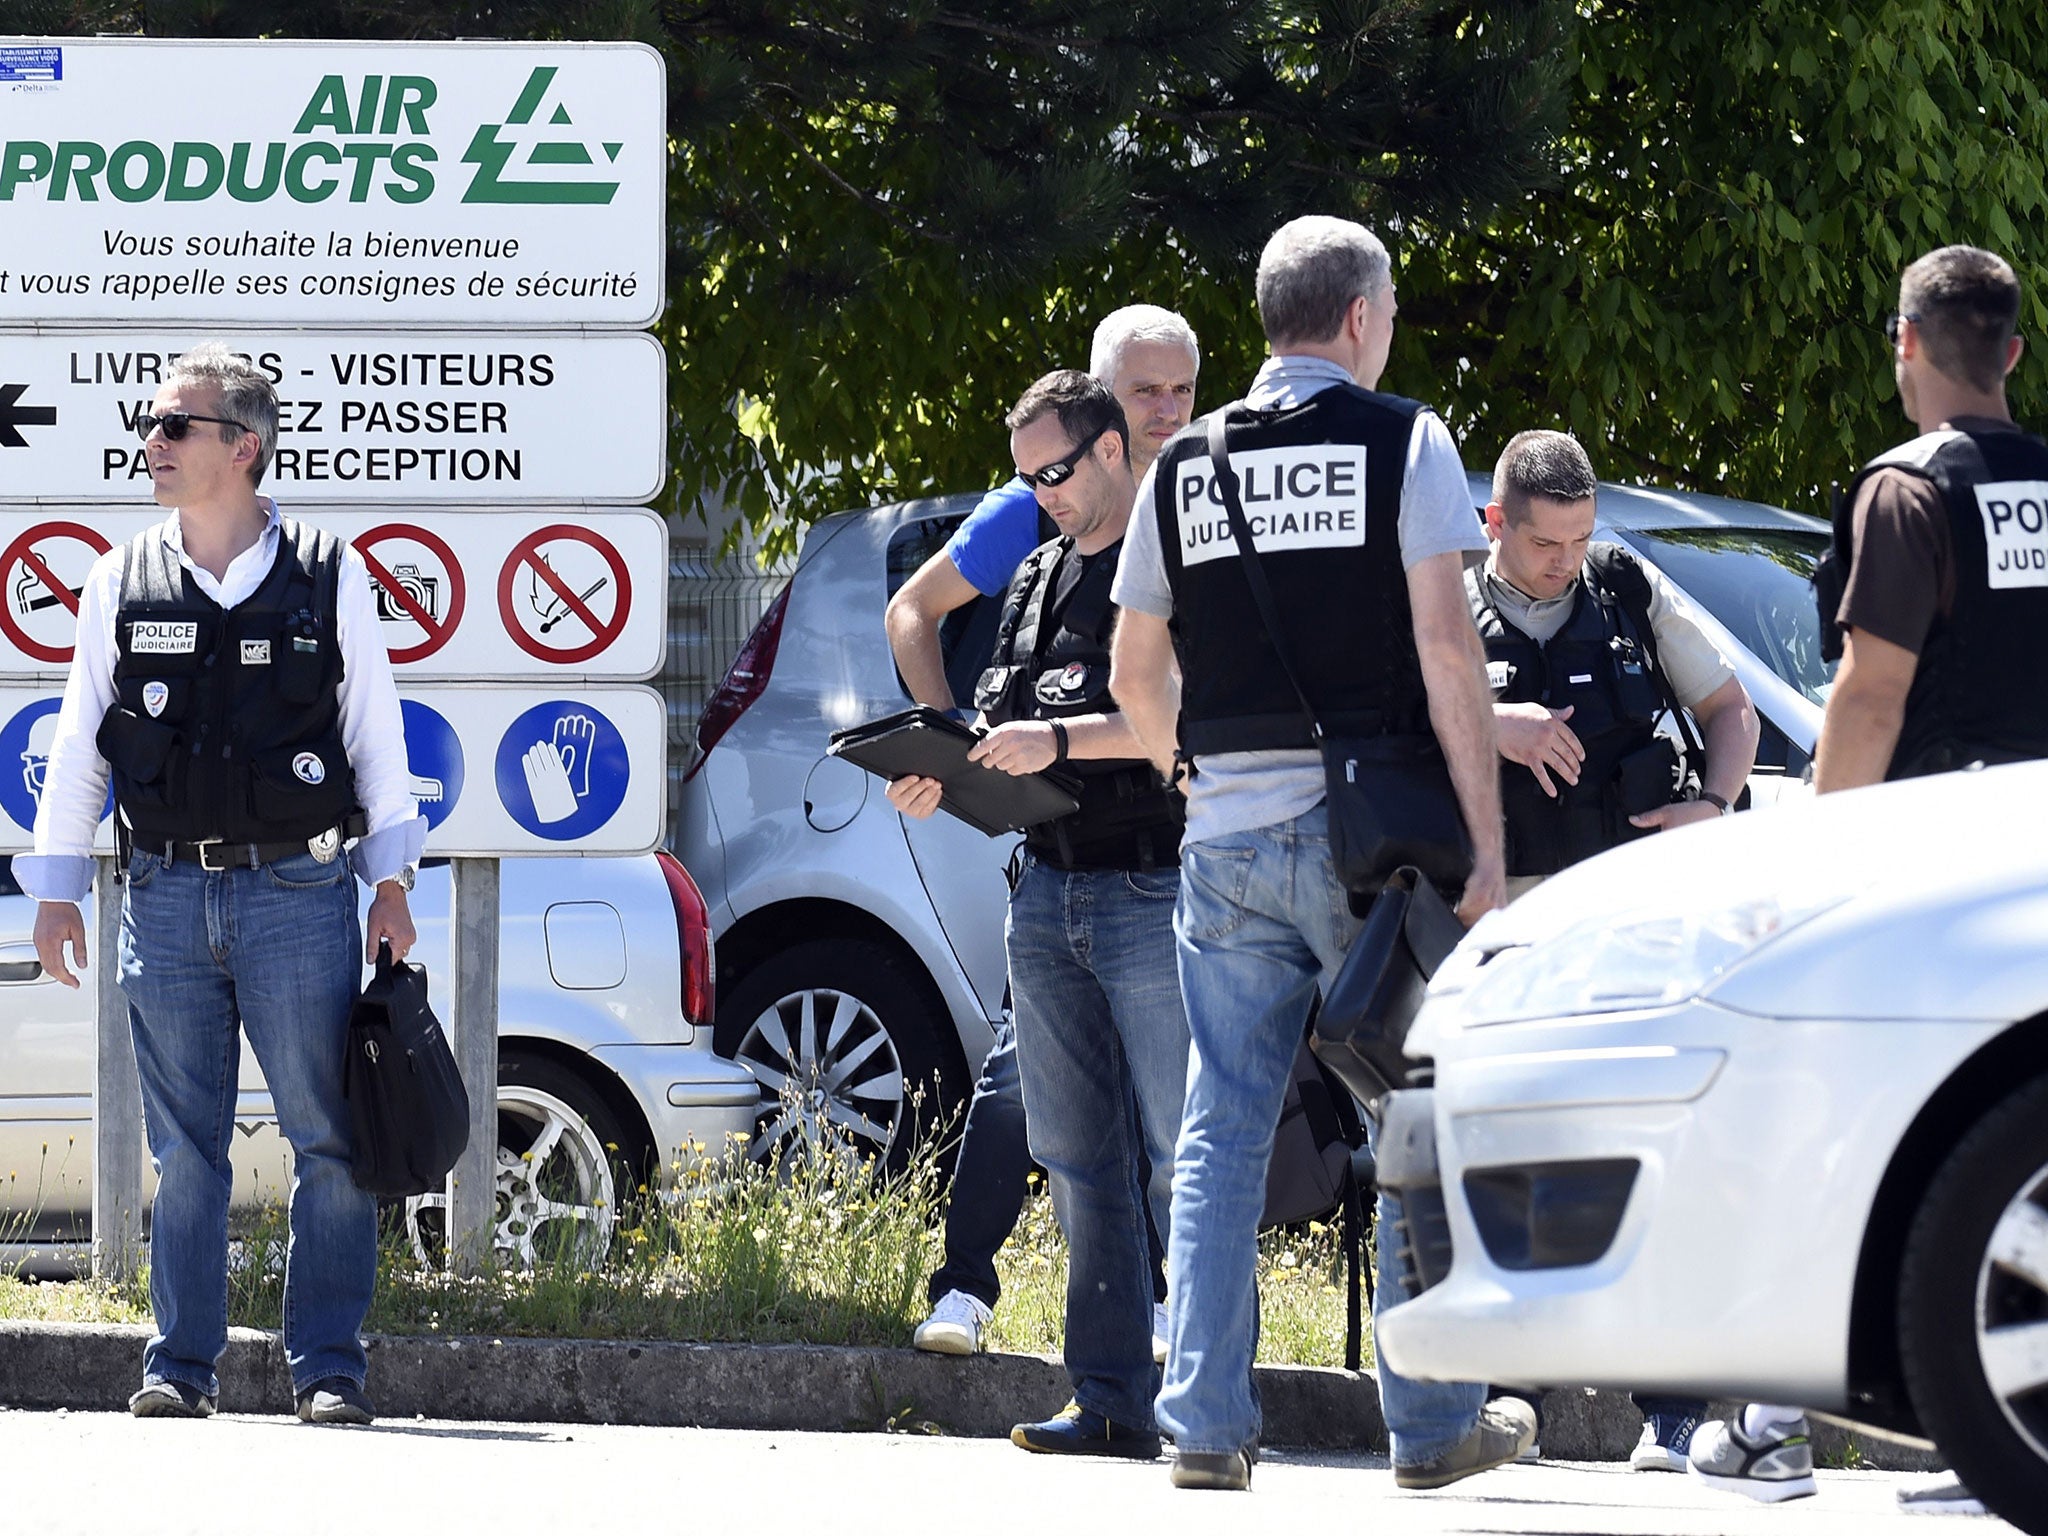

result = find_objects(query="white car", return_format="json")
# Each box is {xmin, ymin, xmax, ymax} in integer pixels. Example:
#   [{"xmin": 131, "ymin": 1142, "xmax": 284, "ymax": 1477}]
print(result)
[
  {"xmin": 1374, "ymin": 761, "xmax": 2048, "ymax": 1533},
  {"xmin": 0, "ymin": 851, "xmax": 759, "ymax": 1273}
]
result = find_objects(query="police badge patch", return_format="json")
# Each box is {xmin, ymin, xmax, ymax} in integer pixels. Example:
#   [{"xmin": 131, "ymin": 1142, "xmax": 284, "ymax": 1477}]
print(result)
[
  {"xmin": 307, "ymin": 827, "xmax": 341, "ymax": 864},
  {"xmin": 292, "ymin": 751, "xmax": 327, "ymax": 785},
  {"xmin": 1060, "ymin": 662, "xmax": 1088, "ymax": 694},
  {"xmin": 142, "ymin": 680, "xmax": 169, "ymax": 717}
]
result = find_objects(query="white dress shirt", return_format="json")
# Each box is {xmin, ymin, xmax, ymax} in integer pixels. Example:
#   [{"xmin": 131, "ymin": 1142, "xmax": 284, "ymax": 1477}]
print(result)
[{"xmin": 16, "ymin": 498, "xmax": 424, "ymax": 903}]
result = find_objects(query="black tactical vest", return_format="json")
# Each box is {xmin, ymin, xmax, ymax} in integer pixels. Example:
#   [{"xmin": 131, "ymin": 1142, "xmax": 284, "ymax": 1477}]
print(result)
[
  {"xmin": 1820, "ymin": 425, "xmax": 2048, "ymax": 779},
  {"xmin": 973, "ymin": 534, "xmax": 1182, "ymax": 869},
  {"xmin": 1155, "ymin": 388, "xmax": 1432, "ymax": 755},
  {"xmin": 1471, "ymin": 546, "xmax": 1682, "ymax": 877},
  {"xmin": 97, "ymin": 518, "xmax": 361, "ymax": 846}
]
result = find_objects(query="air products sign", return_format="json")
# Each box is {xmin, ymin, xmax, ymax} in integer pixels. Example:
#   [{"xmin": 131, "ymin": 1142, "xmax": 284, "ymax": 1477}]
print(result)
[{"xmin": 0, "ymin": 40, "xmax": 664, "ymax": 325}]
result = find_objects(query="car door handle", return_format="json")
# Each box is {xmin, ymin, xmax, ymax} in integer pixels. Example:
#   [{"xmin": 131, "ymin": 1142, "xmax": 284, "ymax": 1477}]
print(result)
[{"xmin": 0, "ymin": 958, "xmax": 44, "ymax": 982}]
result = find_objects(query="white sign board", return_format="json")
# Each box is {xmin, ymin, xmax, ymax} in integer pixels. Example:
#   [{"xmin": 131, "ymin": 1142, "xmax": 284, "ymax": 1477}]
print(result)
[
  {"xmin": 0, "ymin": 682, "xmax": 664, "ymax": 855},
  {"xmin": 0, "ymin": 506, "xmax": 667, "ymax": 680},
  {"xmin": 0, "ymin": 332, "xmax": 665, "ymax": 503},
  {"xmin": 0, "ymin": 39, "xmax": 664, "ymax": 326}
]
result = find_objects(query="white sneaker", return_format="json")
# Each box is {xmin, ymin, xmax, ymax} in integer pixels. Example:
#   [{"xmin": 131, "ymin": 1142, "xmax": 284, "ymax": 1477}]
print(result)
[
  {"xmin": 1687, "ymin": 1416, "xmax": 1816, "ymax": 1503},
  {"xmin": 1153, "ymin": 1302, "xmax": 1169, "ymax": 1365},
  {"xmin": 913, "ymin": 1289, "xmax": 992, "ymax": 1355}
]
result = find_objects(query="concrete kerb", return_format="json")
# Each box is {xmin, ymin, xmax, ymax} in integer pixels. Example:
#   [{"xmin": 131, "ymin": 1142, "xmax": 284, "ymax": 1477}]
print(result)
[{"xmin": 0, "ymin": 1320, "xmax": 1939, "ymax": 1470}]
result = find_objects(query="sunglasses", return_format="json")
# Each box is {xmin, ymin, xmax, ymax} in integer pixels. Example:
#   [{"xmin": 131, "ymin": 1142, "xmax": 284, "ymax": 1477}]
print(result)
[
  {"xmin": 1019, "ymin": 423, "xmax": 1110, "ymax": 489},
  {"xmin": 1883, "ymin": 312, "xmax": 1921, "ymax": 345},
  {"xmin": 135, "ymin": 411, "xmax": 253, "ymax": 444}
]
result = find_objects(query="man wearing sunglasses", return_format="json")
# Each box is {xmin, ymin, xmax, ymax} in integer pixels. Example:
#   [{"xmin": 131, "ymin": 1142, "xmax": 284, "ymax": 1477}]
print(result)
[
  {"xmin": 888, "ymin": 306, "xmax": 1198, "ymax": 1366},
  {"xmin": 18, "ymin": 342, "xmax": 422, "ymax": 1427},
  {"xmin": 888, "ymin": 371, "xmax": 1191, "ymax": 1461}
]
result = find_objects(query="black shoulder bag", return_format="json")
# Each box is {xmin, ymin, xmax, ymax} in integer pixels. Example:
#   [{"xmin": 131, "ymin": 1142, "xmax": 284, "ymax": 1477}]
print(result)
[
  {"xmin": 1205, "ymin": 411, "xmax": 1474, "ymax": 898},
  {"xmin": 344, "ymin": 940, "xmax": 471, "ymax": 1198}
]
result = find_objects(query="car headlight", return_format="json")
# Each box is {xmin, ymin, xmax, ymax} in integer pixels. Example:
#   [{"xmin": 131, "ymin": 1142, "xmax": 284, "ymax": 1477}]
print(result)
[{"xmin": 1456, "ymin": 891, "xmax": 1849, "ymax": 1025}]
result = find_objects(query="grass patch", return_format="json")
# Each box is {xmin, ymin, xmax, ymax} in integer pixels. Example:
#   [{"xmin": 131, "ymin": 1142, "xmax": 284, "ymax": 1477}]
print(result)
[{"xmin": 1, "ymin": 1133, "xmax": 1369, "ymax": 1368}]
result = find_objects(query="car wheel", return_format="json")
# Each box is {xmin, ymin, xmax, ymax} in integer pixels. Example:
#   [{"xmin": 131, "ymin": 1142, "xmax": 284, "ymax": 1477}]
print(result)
[
  {"xmin": 714, "ymin": 938, "xmax": 964, "ymax": 1176},
  {"xmin": 404, "ymin": 1055, "xmax": 635, "ymax": 1270},
  {"xmin": 1898, "ymin": 1072, "xmax": 2048, "ymax": 1536}
]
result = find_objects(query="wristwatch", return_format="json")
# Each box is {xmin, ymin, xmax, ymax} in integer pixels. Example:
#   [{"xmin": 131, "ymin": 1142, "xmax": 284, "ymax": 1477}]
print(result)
[
  {"xmin": 388, "ymin": 863, "xmax": 417, "ymax": 893},
  {"xmin": 1699, "ymin": 790, "xmax": 1732, "ymax": 816}
]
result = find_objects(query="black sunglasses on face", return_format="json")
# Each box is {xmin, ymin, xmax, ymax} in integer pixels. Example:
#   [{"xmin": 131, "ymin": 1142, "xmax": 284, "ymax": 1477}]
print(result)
[
  {"xmin": 135, "ymin": 411, "xmax": 252, "ymax": 444},
  {"xmin": 1020, "ymin": 423, "xmax": 1110, "ymax": 489},
  {"xmin": 1884, "ymin": 312, "xmax": 1921, "ymax": 346}
]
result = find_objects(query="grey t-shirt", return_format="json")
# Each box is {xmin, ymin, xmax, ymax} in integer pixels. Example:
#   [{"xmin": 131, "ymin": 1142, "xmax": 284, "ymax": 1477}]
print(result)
[{"xmin": 1111, "ymin": 355, "xmax": 1487, "ymax": 845}]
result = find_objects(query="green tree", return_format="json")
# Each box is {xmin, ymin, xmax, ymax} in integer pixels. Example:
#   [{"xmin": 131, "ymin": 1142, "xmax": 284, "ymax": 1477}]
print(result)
[{"xmin": 1395, "ymin": 0, "xmax": 2048, "ymax": 515}]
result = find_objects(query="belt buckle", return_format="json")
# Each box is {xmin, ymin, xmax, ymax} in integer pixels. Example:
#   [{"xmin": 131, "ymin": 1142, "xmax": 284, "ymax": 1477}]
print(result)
[{"xmin": 195, "ymin": 838, "xmax": 234, "ymax": 872}]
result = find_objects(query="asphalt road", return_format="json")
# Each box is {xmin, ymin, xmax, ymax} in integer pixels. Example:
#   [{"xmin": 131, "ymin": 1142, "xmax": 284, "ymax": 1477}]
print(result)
[{"xmin": 1, "ymin": 1410, "xmax": 2006, "ymax": 1535}]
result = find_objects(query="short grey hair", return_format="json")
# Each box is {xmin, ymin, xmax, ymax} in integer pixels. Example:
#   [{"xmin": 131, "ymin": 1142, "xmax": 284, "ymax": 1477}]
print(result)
[
  {"xmin": 1255, "ymin": 216, "xmax": 1391, "ymax": 348},
  {"xmin": 1900, "ymin": 245, "xmax": 2023, "ymax": 393},
  {"xmin": 1492, "ymin": 430, "xmax": 1598, "ymax": 522},
  {"xmin": 164, "ymin": 341, "xmax": 279, "ymax": 487},
  {"xmin": 1089, "ymin": 304, "xmax": 1200, "ymax": 385}
]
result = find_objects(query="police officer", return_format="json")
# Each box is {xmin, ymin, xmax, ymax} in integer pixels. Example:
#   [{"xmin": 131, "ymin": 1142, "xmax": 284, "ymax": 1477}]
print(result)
[
  {"xmin": 1471, "ymin": 429, "xmax": 1757, "ymax": 1472},
  {"xmin": 888, "ymin": 370, "xmax": 1191, "ymax": 1459},
  {"xmin": 1111, "ymin": 215, "xmax": 1522, "ymax": 1492},
  {"xmin": 22, "ymin": 343, "xmax": 422, "ymax": 1425},
  {"xmin": 1690, "ymin": 246, "xmax": 2048, "ymax": 1512},
  {"xmin": 885, "ymin": 306, "xmax": 1199, "ymax": 1362},
  {"xmin": 1473, "ymin": 430, "xmax": 1758, "ymax": 897}
]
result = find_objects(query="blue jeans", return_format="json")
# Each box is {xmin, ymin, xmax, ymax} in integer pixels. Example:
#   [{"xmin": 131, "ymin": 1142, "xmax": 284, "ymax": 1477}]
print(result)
[
  {"xmin": 119, "ymin": 847, "xmax": 377, "ymax": 1398},
  {"xmin": 1009, "ymin": 855, "xmax": 1190, "ymax": 1430},
  {"xmin": 1155, "ymin": 804, "xmax": 1486, "ymax": 1462},
  {"xmin": 927, "ymin": 1016, "xmax": 1029, "ymax": 1310}
]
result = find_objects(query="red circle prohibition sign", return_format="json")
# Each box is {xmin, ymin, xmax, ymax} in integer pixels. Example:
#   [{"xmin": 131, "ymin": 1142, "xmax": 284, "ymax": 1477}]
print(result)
[
  {"xmin": 353, "ymin": 523, "xmax": 467, "ymax": 665},
  {"xmin": 0, "ymin": 521, "xmax": 113, "ymax": 664},
  {"xmin": 498, "ymin": 524, "xmax": 632, "ymax": 666}
]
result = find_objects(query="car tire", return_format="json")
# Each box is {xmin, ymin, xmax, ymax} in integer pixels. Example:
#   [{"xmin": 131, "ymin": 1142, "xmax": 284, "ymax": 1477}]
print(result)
[
  {"xmin": 1897, "ymin": 1072, "xmax": 2048, "ymax": 1536},
  {"xmin": 403, "ymin": 1054, "xmax": 642, "ymax": 1270},
  {"xmin": 714, "ymin": 938, "xmax": 965, "ymax": 1177}
]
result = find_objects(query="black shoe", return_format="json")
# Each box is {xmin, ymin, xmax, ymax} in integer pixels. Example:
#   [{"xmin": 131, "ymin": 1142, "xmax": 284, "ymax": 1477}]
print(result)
[
  {"xmin": 1171, "ymin": 1445, "xmax": 1255, "ymax": 1490},
  {"xmin": 295, "ymin": 1376, "xmax": 375, "ymax": 1425},
  {"xmin": 1009, "ymin": 1402, "xmax": 1161, "ymax": 1459},
  {"xmin": 128, "ymin": 1380, "xmax": 217, "ymax": 1418}
]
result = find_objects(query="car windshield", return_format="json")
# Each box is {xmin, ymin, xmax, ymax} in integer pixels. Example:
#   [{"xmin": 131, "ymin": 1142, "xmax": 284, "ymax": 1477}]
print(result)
[{"xmin": 1614, "ymin": 527, "xmax": 1837, "ymax": 706}]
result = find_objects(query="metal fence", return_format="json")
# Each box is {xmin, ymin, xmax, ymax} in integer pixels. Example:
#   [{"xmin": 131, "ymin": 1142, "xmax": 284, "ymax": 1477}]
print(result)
[{"xmin": 662, "ymin": 546, "xmax": 794, "ymax": 841}]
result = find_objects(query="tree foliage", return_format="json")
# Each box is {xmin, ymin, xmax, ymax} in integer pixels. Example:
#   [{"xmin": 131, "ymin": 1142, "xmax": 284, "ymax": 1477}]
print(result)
[{"xmin": 1395, "ymin": 0, "xmax": 2048, "ymax": 515}]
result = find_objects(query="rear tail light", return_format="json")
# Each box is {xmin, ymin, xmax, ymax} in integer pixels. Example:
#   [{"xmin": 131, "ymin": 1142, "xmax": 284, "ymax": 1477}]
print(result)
[
  {"xmin": 655, "ymin": 849, "xmax": 716, "ymax": 1026},
  {"xmin": 686, "ymin": 583, "xmax": 790, "ymax": 778}
]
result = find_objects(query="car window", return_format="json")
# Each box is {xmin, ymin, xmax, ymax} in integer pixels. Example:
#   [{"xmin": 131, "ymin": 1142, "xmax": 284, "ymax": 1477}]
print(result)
[
  {"xmin": 886, "ymin": 517, "xmax": 1003, "ymax": 707},
  {"xmin": 1614, "ymin": 528, "xmax": 1837, "ymax": 707}
]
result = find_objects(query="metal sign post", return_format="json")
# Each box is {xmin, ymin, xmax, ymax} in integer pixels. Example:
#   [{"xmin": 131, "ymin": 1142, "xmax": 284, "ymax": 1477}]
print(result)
[
  {"xmin": 89, "ymin": 854, "xmax": 142, "ymax": 1281},
  {"xmin": 446, "ymin": 856, "xmax": 500, "ymax": 1274}
]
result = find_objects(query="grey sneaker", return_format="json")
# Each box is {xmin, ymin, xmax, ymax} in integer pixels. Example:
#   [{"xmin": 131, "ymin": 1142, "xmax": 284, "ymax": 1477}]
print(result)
[
  {"xmin": 295, "ymin": 1376, "xmax": 375, "ymax": 1425},
  {"xmin": 1394, "ymin": 1396, "xmax": 1537, "ymax": 1490},
  {"xmin": 913, "ymin": 1289, "xmax": 992, "ymax": 1355},
  {"xmin": 1687, "ymin": 1416, "xmax": 1816, "ymax": 1502},
  {"xmin": 128, "ymin": 1379, "xmax": 216, "ymax": 1418},
  {"xmin": 1897, "ymin": 1478, "xmax": 1987, "ymax": 1516},
  {"xmin": 1170, "ymin": 1445, "xmax": 1255, "ymax": 1490}
]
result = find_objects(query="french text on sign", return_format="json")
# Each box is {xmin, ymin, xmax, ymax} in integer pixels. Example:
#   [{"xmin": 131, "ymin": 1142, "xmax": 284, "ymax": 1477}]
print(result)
[
  {"xmin": 0, "ymin": 40, "xmax": 664, "ymax": 326},
  {"xmin": 0, "ymin": 333, "xmax": 665, "ymax": 505}
]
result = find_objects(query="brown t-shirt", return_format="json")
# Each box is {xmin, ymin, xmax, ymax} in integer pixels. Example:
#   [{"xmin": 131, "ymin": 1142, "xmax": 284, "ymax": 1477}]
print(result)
[{"xmin": 1837, "ymin": 416, "xmax": 2021, "ymax": 654}]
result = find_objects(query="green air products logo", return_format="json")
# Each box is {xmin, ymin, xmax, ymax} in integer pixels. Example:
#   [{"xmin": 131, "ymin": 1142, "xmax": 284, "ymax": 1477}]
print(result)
[
  {"xmin": 460, "ymin": 68, "xmax": 621, "ymax": 205},
  {"xmin": 0, "ymin": 66, "xmax": 623, "ymax": 206}
]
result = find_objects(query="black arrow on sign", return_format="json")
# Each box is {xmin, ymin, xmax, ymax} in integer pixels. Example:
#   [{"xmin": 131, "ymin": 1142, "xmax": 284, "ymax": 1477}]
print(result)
[{"xmin": 0, "ymin": 384, "xmax": 57, "ymax": 448}]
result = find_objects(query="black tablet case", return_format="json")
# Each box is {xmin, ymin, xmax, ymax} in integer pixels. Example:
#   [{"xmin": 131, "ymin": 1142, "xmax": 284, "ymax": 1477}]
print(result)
[{"xmin": 829, "ymin": 707, "xmax": 1082, "ymax": 836}]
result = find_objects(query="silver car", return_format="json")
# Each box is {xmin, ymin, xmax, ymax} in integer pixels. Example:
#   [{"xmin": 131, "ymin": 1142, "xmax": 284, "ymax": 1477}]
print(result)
[
  {"xmin": 0, "ymin": 851, "xmax": 759, "ymax": 1273},
  {"xmin": 678, "ymin": 481, "xmax": 1834, "ymax": 1163}
]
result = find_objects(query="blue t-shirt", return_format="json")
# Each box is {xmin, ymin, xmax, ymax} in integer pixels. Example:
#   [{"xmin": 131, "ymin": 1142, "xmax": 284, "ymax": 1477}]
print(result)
[{"xmin": 945, "ymin": 479, "xmax": 1045, "ymax": 596}]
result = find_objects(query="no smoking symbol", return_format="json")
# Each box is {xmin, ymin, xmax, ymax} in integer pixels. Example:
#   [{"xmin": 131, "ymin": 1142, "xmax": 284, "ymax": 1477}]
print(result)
[
  {"xmin": 498, "ymin": 525, "xmax": 632, "ymax": 666},
  {"xmin": 0, "ymin": 521, "xmax": 112, "ymax": 665}
]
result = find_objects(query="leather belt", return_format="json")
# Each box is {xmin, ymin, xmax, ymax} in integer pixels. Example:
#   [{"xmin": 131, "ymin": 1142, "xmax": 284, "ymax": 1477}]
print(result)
[{"xmin": 145, "ymin": 832, "xmax": 343, "ymax": 872}]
